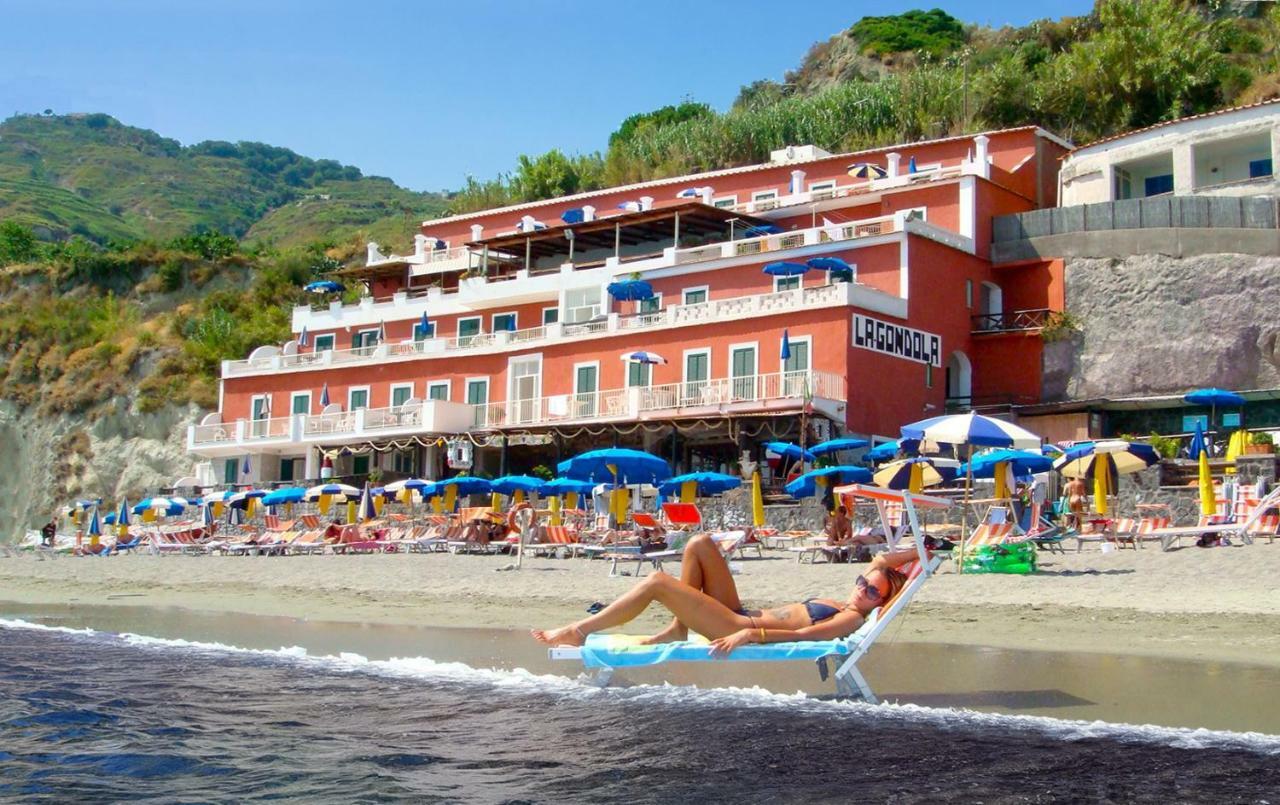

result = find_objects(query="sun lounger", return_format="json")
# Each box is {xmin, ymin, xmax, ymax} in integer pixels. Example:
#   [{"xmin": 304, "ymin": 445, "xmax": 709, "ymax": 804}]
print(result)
[
  {"xmin": 660, "ymin": 502, "xmax": 702, "ymax": 531},
  {"xmin": 286, "ymin": 529, "xmax": 327, "ymax": 554},
  {"xmin": 529, "ymin": 525, "xmax": 581, "ymax": 558},
  {"xmin": 552, "ymin": 485, "xmax": 949, "ymax": 702},
  {"xmin": 1146, "ymin": 486, "xmax": 1280, "ymax": 550}
]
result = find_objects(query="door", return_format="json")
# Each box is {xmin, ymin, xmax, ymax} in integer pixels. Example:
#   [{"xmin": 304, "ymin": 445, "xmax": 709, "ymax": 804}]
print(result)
[
  {"xmin": 731, "ymin": 346, "xmax": 757, "ymax": 400},
  {"xmin": 684, "ymin": 351, "xmax": 708, "ymax": 404},
  {"xmin": 783, "ymin": 338, "xmax": 810, "ymax": 396},
  {"xmin": 353, "ymin": 330, "xmax": 379, "ymax": 356},
  {"xmin": 279, "ymin": 458, "xmax": 295, "ymax": 482},
  {"xmin": 458, "ymin": 318, "xmax": 481, "ymax": 346},
  {"xmin": 466, "ymin": 379, "xmax": 489, "ymax": 427},
  {"xmin": 574, "ymin": 364, "xmax": 598, "ymax": 418},
  {"xmin": 509, "ymin": 356, "xmax": 542, "ymax": 424},
  {"xmin": 251, "ymin": 396, "xmax": 270, "ymax": 438}
]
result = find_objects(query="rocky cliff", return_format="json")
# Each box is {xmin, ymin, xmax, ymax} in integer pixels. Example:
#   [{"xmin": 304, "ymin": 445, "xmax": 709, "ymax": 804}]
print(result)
[
  {"xmin": 0, "ymin": 397, "xmax": 199, "ymax": 541},
  {"xmin": 1045, "ymin": 252, "xmax": 1280, "ymax": 401}
]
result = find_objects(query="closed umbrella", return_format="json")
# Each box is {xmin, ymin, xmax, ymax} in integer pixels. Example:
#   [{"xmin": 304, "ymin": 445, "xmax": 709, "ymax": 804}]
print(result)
[
  {"xmin": 320, "ymin": 383, "xmax": 331, "ymax": 408},
  {"xmin": 780, "ymin": 330, "xmax": 791, "ymax": 362},
  {"xmin": 751, "ymin": 471, "xmax": 766, "ymax": 528},
  {"xmin": 1190, "ymin": 421, "xmax": 1216, "ymax": 517}
]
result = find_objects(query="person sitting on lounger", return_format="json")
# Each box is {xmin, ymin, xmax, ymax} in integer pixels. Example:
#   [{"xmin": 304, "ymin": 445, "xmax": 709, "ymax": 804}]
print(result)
[
  {"xmin": 824, "ymin": 506, "xmax": 852, "ymax": 545},
  {"xmin": 463, "ymin": 511, "xmax": 507, "ymax": 546},
  {"xmin": 531, "ymin": 532, "xmax": 920, "ymax": 655}
]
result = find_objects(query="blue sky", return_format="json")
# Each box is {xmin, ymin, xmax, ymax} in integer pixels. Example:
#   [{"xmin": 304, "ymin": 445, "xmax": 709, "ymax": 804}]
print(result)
[{"xmin": 0, "ymin": 1, "xmax": 1094, "ymax": 192}]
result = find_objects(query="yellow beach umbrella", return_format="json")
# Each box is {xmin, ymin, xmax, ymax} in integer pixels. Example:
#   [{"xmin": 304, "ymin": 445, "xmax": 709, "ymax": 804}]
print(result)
[
  {"xmin": 444, "ymin": 484, "xmax": 457, "ymax": 512},
  {"xmin": 346, "ymin": 500, "xmax": 357, "ymax": 524},
  {"xmin": 993, "ymin": 460, "xmax": 1011, "ymax": 499},
  {"xmin": 1093, "ymin": 455, "xmax": 1109, "ymax": 515},
  {"xmin": 751, "ymin": 471, "xmax": 766, "ymax": 528},
  {"xmin": 680, "ymin": 480, "xmax": 697, "ymax": 503},
  {"xmin": 1191, "ymin": 422, "xmax": 1216, "ymax": 517},
  {"xmin": 318, "ymin": 493, "xmax": 332, "ymax": 516},
  {"xmin": 490, "ymin": 491, "xmax": 503, "ymax": 513},
  {"xmin": 430, "ymin": 494, "xmax": 443, "ymax": 514},
  {"xmin": 549, "ymin": 494, "xmax": 562, "ymax": 526},
  {"xmin": 565, "ymin": 491, "xmax": 579, "ymax": 510}
]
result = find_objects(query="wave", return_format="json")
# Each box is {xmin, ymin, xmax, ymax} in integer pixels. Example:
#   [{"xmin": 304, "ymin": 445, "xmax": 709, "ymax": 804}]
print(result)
[{"xmin": 3, "ymin": 616, "xmax": 1279, "ymax": 755}]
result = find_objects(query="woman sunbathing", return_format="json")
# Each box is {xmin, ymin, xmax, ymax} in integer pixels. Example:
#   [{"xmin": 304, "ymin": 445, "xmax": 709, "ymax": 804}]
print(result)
[{"xmin": 532, "ymin": 533, "xmax": 920, "ymax": 656}]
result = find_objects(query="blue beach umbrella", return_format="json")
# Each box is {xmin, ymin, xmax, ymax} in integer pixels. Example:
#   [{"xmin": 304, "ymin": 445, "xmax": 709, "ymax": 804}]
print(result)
[
  {"xmin": 304, "ymin": 280, "xmax": 344, "ymax": 294},
  {"xmin": 104, "ymin": 512, "xmax": 117, "ymax": 525},
  {"xmin": 298, "ymin": 327, "xmax": 309, "ymax": 347},
  {"xmin": 319, "ymin": 383, "xmax": 331, "ymax": 408},
  {"xmin": 785, "ymin": 466, "xmax": 872, "ymax": 499},
  {"xmin": 865, "ymin": 439, "xmax": 919, "ymax": 464},
  {"xmin": 116, "ymin": 498, "xmax": 131, "ymax": 527},
  {"xmin": 491, "ymin": 475, "xmax": 546, "ymax": 496},
  {"xmin": 762, "ymin": 261, "xmax": 810, "ymax": 277},
  {"xmin": 676, "ymin": 187, "xmax": 702, "ymax": 198},
  {"xmin": 740, "ymin": 223, "xmax": 783, "ymax": 237},
  {"xmin": 805, "ymin": 257, "xmax": 852, "ymax": 273},
  {"xmin": 607, "ymin": 279, "xmax": 655, "ymax": 302},
  {"xmin": 561, "ymin": 208, "xmax": 585, "ymax": 224},
  {"xmin": 418, "ymin": 311, "xmax": 432, "ymax": 338},
  {"xmin": 959, "ymin": 449, "xmax": 1055, "ymax": 479},
  {"xmin": 261, "ymin": 487, "xmax": 306, "ymax": 506},
  {"xmin": 241, "ymin": 456, "xmax": 251, "ymax": 476},
  {"xmin": 810, "ymin": 437, "xmax": 870, "ymax": 457},
  {"xmin": 542, "ymin": 478, "xmax": 597, "ymax": 497},
  {"xmin": 1183, "ymin": 388, "xmax": 1245, "ymax": 408},
  {"xmin": 438, "ymin": 476, "xmax": 493, "ymax": 496},
  {"xmin": 87, "ymin": 507, "xmax": 101, "ymax": 537},
  {"xmin": 780, "ymin": 330, "xmax": 791, "ymax": 362},
  {"xmin": 202, "ymin": 502, "xmax": 215, "ymax": 528},
  {"xmin": 764, "ymin": 441, "xmax": 815, "ymax": 462},
  {"xmin": 562, "ymin": 448, "xmax": 670, "ymax": 485},
  {"xmin": 658, "ymin": 472, "xmax": 742, "ymax": 498}
]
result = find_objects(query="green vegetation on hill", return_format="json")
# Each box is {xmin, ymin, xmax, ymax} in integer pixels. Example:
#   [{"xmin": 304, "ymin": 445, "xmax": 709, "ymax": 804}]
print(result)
[
  {"xmin": 847, "ymin": 8, "xmax": 966, "ymax": 57},
  {"xmin": 0, "ymin": 113, "xmax": 448, "ymax": 251}
]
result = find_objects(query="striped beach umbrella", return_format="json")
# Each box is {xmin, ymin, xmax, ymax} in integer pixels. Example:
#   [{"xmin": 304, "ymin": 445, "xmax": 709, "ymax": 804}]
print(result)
[
  {"xmin": 874, "ymin": 457, "xmax": 955, "ymax": 493},
  {"xmin": 847, "ymin": 162, "xmax": 887, "ymax": 179}
]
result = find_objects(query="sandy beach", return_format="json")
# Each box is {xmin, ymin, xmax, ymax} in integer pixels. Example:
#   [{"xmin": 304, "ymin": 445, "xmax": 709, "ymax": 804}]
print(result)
[{"xmin": 3, "ymin": 542, "xmax": 1279, "ymax": 669}]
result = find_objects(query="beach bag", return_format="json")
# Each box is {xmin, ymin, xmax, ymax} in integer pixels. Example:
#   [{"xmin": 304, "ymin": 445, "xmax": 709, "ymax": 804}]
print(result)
[{"xmin": 962, "ymin": 542, "xmax": 1037, "ymax": 574}]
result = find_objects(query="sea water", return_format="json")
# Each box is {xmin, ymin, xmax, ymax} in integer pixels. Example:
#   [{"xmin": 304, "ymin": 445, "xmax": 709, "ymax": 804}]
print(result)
[{"xmin": 1, "ymin": 614, "xmax": 1278, "ymax": 803}]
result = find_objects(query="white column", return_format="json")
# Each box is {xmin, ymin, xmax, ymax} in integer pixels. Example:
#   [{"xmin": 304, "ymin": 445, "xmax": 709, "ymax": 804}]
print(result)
[
  {"xmin": 1172, "ymin": 143, "xmax": 1195, "ymax": 194},
  {"xmin": 470, "ymin": 224, "xmax": 484, "ymax": 241},
  {"xmin": 790, "ymin": 169, "xmax": 806, "ymax": 195},
  {"xmin": 413, "ymin": 234, "xmax": 428, "ymax": 258},
  {"xmin": 886, "ymin": 153, "xmax": 901, "ymax": 178},
  {"xmin": 972, "ymin": 135, "xmax": 990, "ymax": 179},
  {"xmin": 583, "ymin": 205, "xmax": 596, "ymax": 221},
  {"xmin": 639, "ymin": 196, "xmax": 654, "ymax": 211},
  {"xmin": 304, "ymin": 446, "xmax": 319, "ymax": 481}
]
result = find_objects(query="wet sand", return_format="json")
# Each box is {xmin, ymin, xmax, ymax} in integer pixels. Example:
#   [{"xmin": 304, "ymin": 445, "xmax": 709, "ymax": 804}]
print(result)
[
  {"xmin": 7, "ymin": 601, "xmax": 1280, "ymax": 735},
  {"xmin": 2, "ymin": 541, "xmax": 1279, "ymax": 669}
]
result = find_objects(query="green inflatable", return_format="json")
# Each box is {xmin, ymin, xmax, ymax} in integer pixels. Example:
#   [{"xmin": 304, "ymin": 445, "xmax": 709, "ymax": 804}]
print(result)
[{"xmin": 962, "ymin": 542, "xmax": 1037, "ymax": 574}]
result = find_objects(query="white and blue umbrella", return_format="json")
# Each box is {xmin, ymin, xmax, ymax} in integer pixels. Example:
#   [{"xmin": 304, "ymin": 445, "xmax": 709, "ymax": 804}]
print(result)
[
  {"xmin": 762, "ymin": 261, "xmax": 810, "ymax": 277},
  {"xmin": 202, "ymin": 502, "xmax": 215, "ymax": 527},
  {"xmin": 298, "ymin": 327, "xmax": 309, "ymax": 347},
  {"xmin": 847, "ymin": 162, "xmax": 887, "ymax": 179},
  {"xmin": 304, "ymin": 483, "xmax": 361, "ymax": 501},
  {"xmin": 621, "ymin": 351, "xmax": 667, "ymax": 365},
  {"xmin": 358, "ymin": 483, "xmax": 378, "ymax": 521},
  {"xmin": 319, "ymin": 383, "xmax": 331, "ymax": 408},
  {"xmin": 901, "ymin": 412, "xmax": 1042, "ymax": 451},
  {"xmin": 201, "ymin": 490, "xmax": 234, "ymax": 505},
  {"xmin": 304, "ymin": 280, "xmax": 344, "ymax": 294}
]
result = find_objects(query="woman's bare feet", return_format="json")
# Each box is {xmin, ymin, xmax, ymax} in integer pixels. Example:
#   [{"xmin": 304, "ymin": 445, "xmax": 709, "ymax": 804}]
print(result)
[
  {"xmin": 530, "ymin": 624, "xmax": 587, "ymax": 647},
  {"xmin": 640, "ymin": 621, "xmax": 688, "ymax": 645}
]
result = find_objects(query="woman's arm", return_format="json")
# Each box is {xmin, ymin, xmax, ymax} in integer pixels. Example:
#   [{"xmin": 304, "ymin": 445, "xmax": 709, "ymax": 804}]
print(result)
[
  {"xmin": 708, "ymin": 610, "xmax": 865, "ymax": 656},
  {"xmin": 868, "ymin": 545, "xmax": 923, "ymax": 573}
]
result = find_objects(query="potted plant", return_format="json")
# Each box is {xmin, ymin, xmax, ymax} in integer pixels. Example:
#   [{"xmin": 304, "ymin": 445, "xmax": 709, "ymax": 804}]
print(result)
[{"xmin": 1245, "ymin": 432, "xmax": 1275, "ymax": 455}]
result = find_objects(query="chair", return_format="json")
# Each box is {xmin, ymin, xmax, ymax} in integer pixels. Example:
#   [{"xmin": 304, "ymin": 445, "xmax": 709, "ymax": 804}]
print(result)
[
  {"xmin": 1146, "ymin": 486, "xmax": 1280, "ymax": 550},
  {"xmin": 966, "ymin": 522, "xmax": 1014, "ymax": 549},
  {"xmin": 660, "ymin": 502, "xmax": 702, "ymax": 531},
  {"xmin": 529, "ymin": 525, "xmax": 581, "ymax": 558}
]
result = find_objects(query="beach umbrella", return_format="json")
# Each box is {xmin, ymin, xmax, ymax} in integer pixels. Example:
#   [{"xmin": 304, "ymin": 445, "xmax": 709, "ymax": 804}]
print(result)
[
  {"xmin": 1052, "ymin": 441, "xmax": 1159, "ymax": 479},
  {"xmin": 902, "ymin": 412, "xmax": 1042, "ymax": 451},
  {"xmin": 764, "ymin": 441, "xmax": 815, "ymax": 463},
  {"xmin": 87, "ymin": 506, "xmax": 101, "ymax": 537},
  {"xmin": 298, "ymin": 327, "xmax": 309, "ymax": 347},
  {"xmin": 659, "ymin": 472, "xmax": 742, "ymax": 500},
  {"xmin": 261, "ymin": 487, "xmax": 306, "ymax": 506},
  {"xmin": 908, "ymin": 156, "xmax": 919, "ymax": 173},
  {"xmin": 358, "ymin": 483, "xmax": 378, "ymax": 522},
  {"xmin": 491, "ymin": 475, "xmax": 545, "ymax": 502},
  {"xmin": 751, "ymin": 471, "xmax": 766, "ymax": 528},
  {"xmin": 1190, "ymin": 421, "xmax": 1216, "ymax": 517},
  {"xmin": 561, "ymin": 208, "xmax": 585, "ymax": 224},
  {"xmin": 201, "ymin": 502, "xmax": 215, "ymax": 528},
  {"xmin": 847, "ymin": 162, "xmax": 887, "ymax": 179},
  {"xmin": 621, "ymin": 351, "xmax": 667, "ymax": 365},
  {"xmin": 959, "ymin": 449, "xmax": 1055, "ymax": 479},
  {"xmin": 874, "ymin": 458, "xmax": 955, "ymax": 493},
  {"xmin": 304, "ymin": 280, "xmax": 344, "ymax": 294},
  {"xmin": 676, "ymin": 187, "xmax": 706, "ymax": 198},
  {"xmin": 762, "ymin": 261, "xmax": 810, "ymax": 277},
  {"xmin": 304, "ymin": 483, "xmax": 360, "ymax": 500},
  {"xmin": 438, "ymin": 476, "xmax": 493, "ymax": 496},
  {"xmin": 104, "ymin": 512, "xmax": 117, "ymax": 525},
  {"xmin": 319, "ymin": 383, "xmax": 331, "ymax": 408},
  {"xmin": 1184, "ymin": 388, "xmax": 1246, "ymax": 440},
  {"xmin": 740, "ymin": 223, "xmax": 783, "ymax": 237},
  {"xmin": 617, "ymin": 200, "xmax": 642, "ymax": 212},
  {"xmin": 779, "ymin": 329, "xmax": 792, "ymax": 363},
  {"xmin": 543, "ymin": 477, "xmax": 595, "ymax": 515},
  {"xmin": 116, "ymin": 499, "xmax": 131, "ymax": 527},
  {"xmin": 561, "ymin": 448, "xmax": 670, "ymax": 485},
  {"xmin": 806, "ymin": 257, "xmax": 853, "ymax": 273},
  {"xmin": 865, "ymin": 439, "xmax": 919, "ymax": 464},
  {"xmin": 606, "ymin": 279, "xmax": 655, "ymax": 302},
  {"xmin": 227, "ymin": 504, "xmax": 244, "ymax": 526},
  {"xmin": 810, "ymin": 437, "xmax": 870, "ymax": 458},
  {"xmin": 785, "ymin": 466, "xmax": 872, "ymax": 499}
]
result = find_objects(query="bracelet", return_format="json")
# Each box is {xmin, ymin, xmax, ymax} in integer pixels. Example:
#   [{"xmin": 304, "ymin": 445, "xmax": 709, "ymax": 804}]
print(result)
[{"xmin": 758, "ymin": 627, "xmax": 767, "ymax": 643}]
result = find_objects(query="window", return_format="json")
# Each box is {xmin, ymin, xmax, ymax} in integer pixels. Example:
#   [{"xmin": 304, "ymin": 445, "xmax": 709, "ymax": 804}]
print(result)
[
  {"xmin": 542, "ymin": 306, "xmax": 559, "ymax": 325},
  {"xmin": 564, "ymin": 287, "xmax": 602, "ymax": 323},
  {"xmin": 639, "ymin": 294, "xmax": 662, "ymax": 314},
  {"xmin": 313, "ymin": 334, "xmax": 335, "ymax": 352},
  {"xmin": 925, "ymin": 363, "xmax": 934, "ymax": 389},
  {"xmin": 391, "ymin": 384, "xmax": 414, "ymax": 407},
  {"xmin": 349, "ymin": 387, "xmax": 369, "ymax": 411},
  {"xmin": 492, "ymin": 312, "xmax": 517, "ymax": 333},
  {"xmin": 682, "ymin": 286, "xmax": 708, "ymax": 306},
  {"xmin": 1250, "ymin": 158, "xmax": 1273, "ymax": 178},
  {"xmin": 414, "ymin": 321, "xmax": 435, "ymax": 341},
  {"xmin": 353, "ymin": 329, "xmax": 379, "ymax": 355},
  {"xmin": 466, "ymin": 378, "xmax": 489, "ymax": 405},
  {"xmin": 352, "ymin": 454, "xmax": 370, "ymax": 476},
  {"xmin": 627, "ymin": 361, "xmax": 651, "ymax": 388},
  {"xmin": 774, "ymin": 275, "xmax": 801, "ymax": 292},
  {"xmin": 574, "ymin": 362, "xmax": 599, "ymax": 417},
  {"xmin": 250, "ymin": 395, "xmax": 271, "ymax": 438},
  {"xmin": 291, "ymin": 392, "xmax": 311, "ymax": 415},
  {"xmin": 426, "ymin": 381, "xmax": 449, "ymax": 401},
  {"xmin": 1143, "ymin": 174, "xmax": 1173, "ymax": 196},
  {"xmin": 223, "ymin": 458, "xmax": 238, "ymax": 485},
  {"xmin": 457, "ymin": 317, "xmax": 481, "ymax": 345},
  {"xmin": 712, "ymin": 195, "xmax": 738, "ymax": 209},
  {"xmin": 752, "ymin": 190, "xmax": 778, "ymax": 202},
  {"xmin": 730, "ymin": 344, "xmax": 757, "ymax": 400},
  {"xmin": 783, "ymin": 337, "xmax": 810, "ymax": 374},
  {"xmin": 809, "ymin": 180, "xmax": 836, "ymax": 194},
  {"xmin": 965, "ymin": 279, "xmax": 974, "ymax": 309},
  {"xmin": 684, "ymin": 349, "xmax": 710, "ymax": 403},
  {"xmin": 393, "ymin": 450, "xmax": 415, "ymax": 475}
]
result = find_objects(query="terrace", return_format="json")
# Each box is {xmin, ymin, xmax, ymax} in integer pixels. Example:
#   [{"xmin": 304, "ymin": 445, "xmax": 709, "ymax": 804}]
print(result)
[{"xmin": 188, "ymin": 369, "xmax": 846, "ymax": 454}]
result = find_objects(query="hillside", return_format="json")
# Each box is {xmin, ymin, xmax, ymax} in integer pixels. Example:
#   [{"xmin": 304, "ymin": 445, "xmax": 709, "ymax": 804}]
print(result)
[{"xmin": 0, "ymin": 113, "xmax": 448, "ymax": 251}]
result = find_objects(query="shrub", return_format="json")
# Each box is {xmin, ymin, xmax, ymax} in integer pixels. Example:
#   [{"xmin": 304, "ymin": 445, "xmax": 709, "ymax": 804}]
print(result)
[
  {"xmin": 1041, "ymin": 310, "xmax": 1081, "ymax": 342},
  {"xmin": 1147, "ymin": 432, "xmax": 1181, "ymax": 459}
]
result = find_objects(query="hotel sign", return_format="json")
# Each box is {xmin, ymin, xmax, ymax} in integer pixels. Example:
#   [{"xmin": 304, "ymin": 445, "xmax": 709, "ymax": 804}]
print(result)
[{"xmin": 853, "ymin": 314, "xmax": 941, "ymax": 367}]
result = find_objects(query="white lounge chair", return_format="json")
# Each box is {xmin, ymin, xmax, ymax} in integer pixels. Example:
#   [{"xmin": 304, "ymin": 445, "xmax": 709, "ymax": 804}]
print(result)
[
  {"xmin": 1147, "ymin": 486, "xmax": 1280, "ymax": 550},
  {"xmin": 551, "ymin": 486, "xmax": 948, "ymax": 702}
]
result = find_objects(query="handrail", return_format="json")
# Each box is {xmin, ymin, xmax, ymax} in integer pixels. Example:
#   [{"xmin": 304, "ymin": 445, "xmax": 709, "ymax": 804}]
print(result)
[{"xmin": 970, "ymin": 308, "xmax": 1051, "ymax": 333}]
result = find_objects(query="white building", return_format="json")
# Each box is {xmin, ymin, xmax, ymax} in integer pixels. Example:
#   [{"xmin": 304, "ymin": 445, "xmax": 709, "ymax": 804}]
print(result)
[{"xmin": 1060, "ymin": 99, "xmax": 1280, "ymax": 206}]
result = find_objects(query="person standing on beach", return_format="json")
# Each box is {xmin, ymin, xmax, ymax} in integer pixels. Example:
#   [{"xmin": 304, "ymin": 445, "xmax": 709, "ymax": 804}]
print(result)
[{"xmin": 1063, "ymin": 476, "xmax": 1087, "ymax": 530}]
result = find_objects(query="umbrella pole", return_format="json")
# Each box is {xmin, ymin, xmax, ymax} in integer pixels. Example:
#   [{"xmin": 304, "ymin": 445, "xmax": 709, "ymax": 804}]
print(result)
[{"xmin": 958, "ymin": 444, "xmax": 973, "ymax": 574}]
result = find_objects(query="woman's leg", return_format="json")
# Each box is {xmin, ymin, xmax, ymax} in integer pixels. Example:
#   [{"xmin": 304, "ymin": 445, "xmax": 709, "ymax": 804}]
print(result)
[
  {"xmin": 644, "ymin": 534, "xmax": 744, "ymax": 644},
  {"xmin": 532, "ymin": 572, "xmax": 751, "ymax": 647}
]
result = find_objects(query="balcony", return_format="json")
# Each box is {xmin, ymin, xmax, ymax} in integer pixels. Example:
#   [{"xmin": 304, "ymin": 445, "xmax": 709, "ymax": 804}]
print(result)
[
  {"xmin": 728, "ymin": 161, "xmax": 968, "ymax": 216},
  {"xmin": 970, "ymin": 308, "xmax": 1051, "ymax": 334},
  {"xmin": 229, "ymin": 278, "xmax": 903, "ymax": 379},
  {"xmin": 473, "ymin": 370, "xmax": 847, "ymax": 430}
]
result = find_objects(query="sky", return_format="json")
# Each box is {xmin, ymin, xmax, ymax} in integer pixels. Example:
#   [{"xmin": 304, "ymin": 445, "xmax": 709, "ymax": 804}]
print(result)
[{"xmin": 0, "ymin": 0, "xmax": 1095, "ymax": 192}]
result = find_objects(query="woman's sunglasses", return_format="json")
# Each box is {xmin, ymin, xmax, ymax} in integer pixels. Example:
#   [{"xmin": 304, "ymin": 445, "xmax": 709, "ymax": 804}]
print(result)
[{"xmin": 856, "ymin": 575, "xmax": 884, "ymax": 602}]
